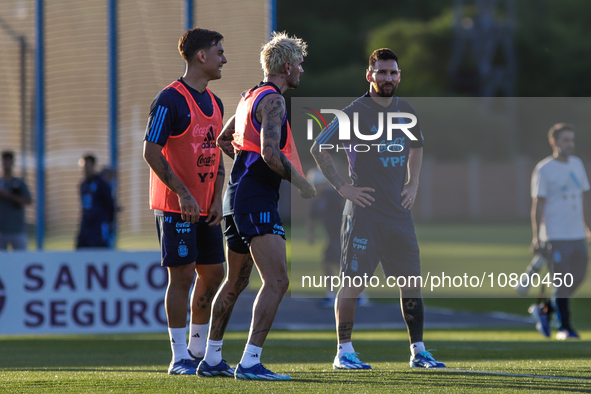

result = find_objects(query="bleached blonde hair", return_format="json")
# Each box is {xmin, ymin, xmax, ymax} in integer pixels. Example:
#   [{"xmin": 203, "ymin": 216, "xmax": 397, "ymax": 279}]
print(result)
[{"xmin": 260, "ymin": 31, "xmax": 308, "ymax": 76}]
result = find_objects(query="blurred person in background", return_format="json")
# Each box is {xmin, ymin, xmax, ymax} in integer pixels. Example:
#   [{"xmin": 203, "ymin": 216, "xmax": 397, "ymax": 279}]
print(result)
[
  {"xmin": 0, "ymin": 150, "xmax": 32, "ymax": 251},
  {"xmin": 76, "ymin": 154, "xmax": 115, "ymax": 249},
  {"xmin": 529, "ymin": 123, "xmax": 590, "ymax": 340}
]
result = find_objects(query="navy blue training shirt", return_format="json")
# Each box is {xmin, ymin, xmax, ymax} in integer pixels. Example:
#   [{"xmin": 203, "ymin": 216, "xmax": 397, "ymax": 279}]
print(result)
[
  {"xmin": 144, "ymin": 78, "xmax": 224, "ymax": 146},
  {"xmin": 315, "ymin": 93, "xmax": 424, "ymax": 223}
]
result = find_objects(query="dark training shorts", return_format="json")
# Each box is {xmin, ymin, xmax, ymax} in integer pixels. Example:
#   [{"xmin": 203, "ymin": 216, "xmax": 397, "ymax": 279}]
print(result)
[
  {"xmin": 547, "ymin": 239, "xmax": 588, "ymax": 298},
  {"xmin": 324, "ymin": 235, "xmax": 341, "ymax": 264},
  {"xmin": 156, "ymin": 212, "xmax": 225, "ymax": 267},
  {"xmin": 341, "ymin": 215, "xmax": 421, "ymax": 279},
  {"xmin": 224, "ymin": 211, "xmax": 286, "ymax": 254}
]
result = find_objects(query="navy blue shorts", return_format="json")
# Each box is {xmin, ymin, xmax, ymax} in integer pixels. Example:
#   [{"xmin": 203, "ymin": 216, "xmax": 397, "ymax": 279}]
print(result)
[
  {"xmin": 324, "ymin": 235, "xmax": 341, "ymax": 264},
  {"xmin": 341, "ymin": 215, "xmax": 420, "ymax": 278},
  {"xmin": 155, "ymin": 212, "xmax": 225, "ymax": 267},
  {"xmin": 548, "ymin": 239, "xmax": 588, "ymax": 298},
  {"xmin": 224, "ymin": 211, "xmax": 286, "ymax": 254}
]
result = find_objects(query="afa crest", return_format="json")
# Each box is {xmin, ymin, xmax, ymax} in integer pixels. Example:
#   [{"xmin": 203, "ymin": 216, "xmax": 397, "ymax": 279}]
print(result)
[{"xmin": 178, "ymin": 241, "xmax": 189, "ymax": 258}]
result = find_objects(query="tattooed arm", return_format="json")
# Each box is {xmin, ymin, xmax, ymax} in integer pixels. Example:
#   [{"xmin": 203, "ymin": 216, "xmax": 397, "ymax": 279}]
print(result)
[
  {"xmin": 216, "ymin": 115, "xmax": 236, "ymax": 159},
  {"xmin": 310, "ymin": 139, "xmax": 375, "ymax": 208},
  {"xmin": 258, "ymin": 93, "xmax": 316, "ymax": 198},
  {"xmin": 310, "ymin": 140, "xmax": 345, "ymax": 190},
  {"xmin": 143, "ymin": 140, "xmax": 200, "ymax": 222}
]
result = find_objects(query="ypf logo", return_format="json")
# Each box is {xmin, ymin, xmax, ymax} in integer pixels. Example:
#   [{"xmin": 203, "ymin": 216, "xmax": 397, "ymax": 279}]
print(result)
[
  {"xmin": 0, "ymin": 276, "xmax": 5, "ymax": 318},
  {"xmin": 304, "ymin": 107, "xmax": 417, "ymax": 142}
]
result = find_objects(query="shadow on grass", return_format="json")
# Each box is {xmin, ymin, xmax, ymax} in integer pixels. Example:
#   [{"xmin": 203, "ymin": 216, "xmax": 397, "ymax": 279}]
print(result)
[
  {"xmin": 287, "ymin": 370, "xmax": 591, "ymax": 392},
  {"xmin": 3, "ymin": 368, "xmax": 163, "ymax": 373},
  {"xmin": 2, "ymin": 336, "xmax": 591, "ymax": 369}
]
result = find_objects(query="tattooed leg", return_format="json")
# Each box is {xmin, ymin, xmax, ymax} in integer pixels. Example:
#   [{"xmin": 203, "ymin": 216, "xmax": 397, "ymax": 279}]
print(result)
[
  {"xmin": 209, "ymin": 251, "xmax": 254, "ymax": 340},
  {"xmin": 335, "ymin": 283, "xmax": 365, "ymax": 344},
  {"xmin": 400, "ymin": 294, "xmax": 424, "ymax": 344},
  {"xmin": 190, "ymin": 262, "xmax": 225, "ymax": 325}
]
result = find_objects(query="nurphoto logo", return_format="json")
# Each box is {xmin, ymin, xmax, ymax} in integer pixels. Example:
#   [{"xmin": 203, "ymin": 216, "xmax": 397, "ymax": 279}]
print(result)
[{"xmin": 303, "ymin": 107, "xmax": 418, "ymax": 141}]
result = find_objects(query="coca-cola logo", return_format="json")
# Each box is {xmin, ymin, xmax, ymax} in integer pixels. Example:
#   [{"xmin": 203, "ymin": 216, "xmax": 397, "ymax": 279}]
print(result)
[
  {"xmin": 197, "ymin": 153, "xmax": 216, "ymax": 167},
  {"xmin": 192, "ymin": 124, "xmax": 210, "ymax": 137}
]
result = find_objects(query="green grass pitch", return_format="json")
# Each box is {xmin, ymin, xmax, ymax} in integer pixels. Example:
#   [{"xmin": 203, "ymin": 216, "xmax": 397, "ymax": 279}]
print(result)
[
  {"xmin": 1, "ymin": 330, "xmax": 590, "ymax": 393},
  {"xmin": 5, "ymin": 223, "xmax": 591, "ymax": 393}
]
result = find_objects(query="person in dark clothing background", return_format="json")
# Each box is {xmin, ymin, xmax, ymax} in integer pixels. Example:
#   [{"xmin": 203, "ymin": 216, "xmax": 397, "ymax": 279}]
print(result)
[{"xmin": 76, "ymin": 154, "xmax": 115, "ymax": 249}]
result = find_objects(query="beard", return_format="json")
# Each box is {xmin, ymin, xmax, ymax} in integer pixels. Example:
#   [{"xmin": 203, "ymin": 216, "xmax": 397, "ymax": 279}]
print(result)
[
  {"xmin": 374, "ymin": 81, "xmax": 397, "ymax": 97},
  {"xmin": 287, "ymin": 74, "xmax": 300, "ymax": 89}
]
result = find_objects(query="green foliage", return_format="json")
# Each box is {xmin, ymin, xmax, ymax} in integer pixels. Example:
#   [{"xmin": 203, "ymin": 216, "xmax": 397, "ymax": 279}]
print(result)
[
  {"xmin": 278, "ymin": 0, "xmax": 591, "ymax": 160},
  {"xmin": 515, "ymin": 0, "xmax": 591, "ymax": 96},
  {"xmin": 285, "ymin": 63, "xmax": 368, "ymax": 99},
  {"xmin": 277, "ymin": 0, "xmax": 450, "ymax": 98},
  {"xmin": 366, "ymin": 11, "xmax": 454, "ymax": 96}
]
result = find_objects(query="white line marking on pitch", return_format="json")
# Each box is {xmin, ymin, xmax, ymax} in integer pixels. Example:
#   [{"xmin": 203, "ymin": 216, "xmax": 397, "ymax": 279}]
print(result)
[{"xmin": 442, "ymin": 368, "xmax": 591, "ymax": 382}]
